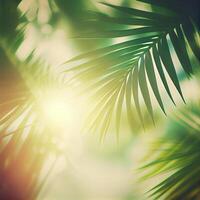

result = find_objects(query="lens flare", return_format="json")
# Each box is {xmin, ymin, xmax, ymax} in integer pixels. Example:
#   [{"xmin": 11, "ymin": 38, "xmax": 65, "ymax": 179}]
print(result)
[{"xmin": 37, "ymin": 89, "xmax": 76, "ymax": 128}]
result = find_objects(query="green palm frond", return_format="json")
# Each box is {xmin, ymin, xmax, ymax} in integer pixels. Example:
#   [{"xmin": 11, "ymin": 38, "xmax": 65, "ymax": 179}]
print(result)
[
  {"xmin": 141, "ymin": 105, "xmax": 200, "ymax": 199},
  {"xmin": 64, "ymin": 1, "xmax": 200, "ymax": 136}
]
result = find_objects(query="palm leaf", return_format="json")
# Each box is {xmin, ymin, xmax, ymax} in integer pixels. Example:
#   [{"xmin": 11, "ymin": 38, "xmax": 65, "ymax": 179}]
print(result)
[
  {"xmin": 64, "ymin": 1, "xmax": 200, "ymax": 135},
  {"xmin": 141, "ymin": 105, "xmax": 200, "ymax": 199}
]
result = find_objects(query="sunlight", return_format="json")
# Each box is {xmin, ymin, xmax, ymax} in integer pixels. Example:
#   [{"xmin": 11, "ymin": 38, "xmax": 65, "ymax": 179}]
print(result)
[
  {"xmin": 38, "ymin": 89, "xmax": 76, "ymax": 128},
  {"xmin": 41, "ymin": 96, "xmax": 69, "ymax": 123},
  {"xmin": 1, "ymin": 1, "xmax": 199, "ymax": 200}
]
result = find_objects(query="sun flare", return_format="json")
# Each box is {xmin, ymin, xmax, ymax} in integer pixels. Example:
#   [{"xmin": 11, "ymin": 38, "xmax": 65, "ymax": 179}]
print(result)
[{"xmin": 37, "ymin": 89, "xmax": 75, "ymax": 128}]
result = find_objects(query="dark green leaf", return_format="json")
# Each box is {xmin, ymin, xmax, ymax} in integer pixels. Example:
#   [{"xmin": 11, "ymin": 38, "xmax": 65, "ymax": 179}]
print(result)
[
  {"xmin": 145, "ymin": 51, "xmax": 166, "ymax": 114},
  {"xmin": 158, "ymin": 37, "xmax": 185, "ymax": 102},
  {"xmin": 101, "ymin": 2, "xmax": 175, "ymax": 22},
  {"xmin": 169, "ymin": 28, "xmax": 193, "ymax": 75},
  {"xmin": 139, "ymin": 56, "xmax": 154, "ymax": 122},
  {"xmin": 152, "ymin": 45, "xmax": 175, "ymax": 104},
  {"xmin": 182, "ymin": 20, "xmax": 200, "ymax": 62}
]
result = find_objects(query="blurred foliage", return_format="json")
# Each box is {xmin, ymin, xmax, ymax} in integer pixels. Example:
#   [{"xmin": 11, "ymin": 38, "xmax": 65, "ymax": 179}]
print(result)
[
  {"xmin": 0, "ymin": 0, "xmax": 199, "ymax": 199},
  {"xmin": 54, "ymin": 0, "xmax": 88, "ymax": 23},
  {"xmin": 0, "ymin": 1, "xmax": 58, "ymax": 199},
  {"xmin": 0, "ymin": 0, "xmax": 21, "ymax": 39},
  {"xmin": 0, "ymin": 51, "xmax": 54, "ymax": 199},
  {"xmin": 142, "ymin": 104, "xmax": 200, "ymax": 199},
  {"xmin": 141, "ymin": 0, "xmax": 200, "ymax": 29}
]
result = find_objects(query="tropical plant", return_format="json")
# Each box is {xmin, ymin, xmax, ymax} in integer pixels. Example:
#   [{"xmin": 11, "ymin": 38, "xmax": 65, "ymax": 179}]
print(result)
[
  {"xmin": 0, "ymin": 0, "xmax": 200, "ymax": 199},
  {"xmin": 62, "ymin": 0, "xmax": 200, "ymax": 198},
  {"xmin": 141, "ymin": 105, "xmax": 200, "ymax": 199},
  {"xmin": 64, "ymin": 0, "xmax": 200, "ymax": 137}
]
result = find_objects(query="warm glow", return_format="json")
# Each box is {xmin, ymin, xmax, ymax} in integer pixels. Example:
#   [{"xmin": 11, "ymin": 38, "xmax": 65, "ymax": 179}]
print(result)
[{"xmin": 37, "ymin": 89, "xmax": 76, "ymax": 128}]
